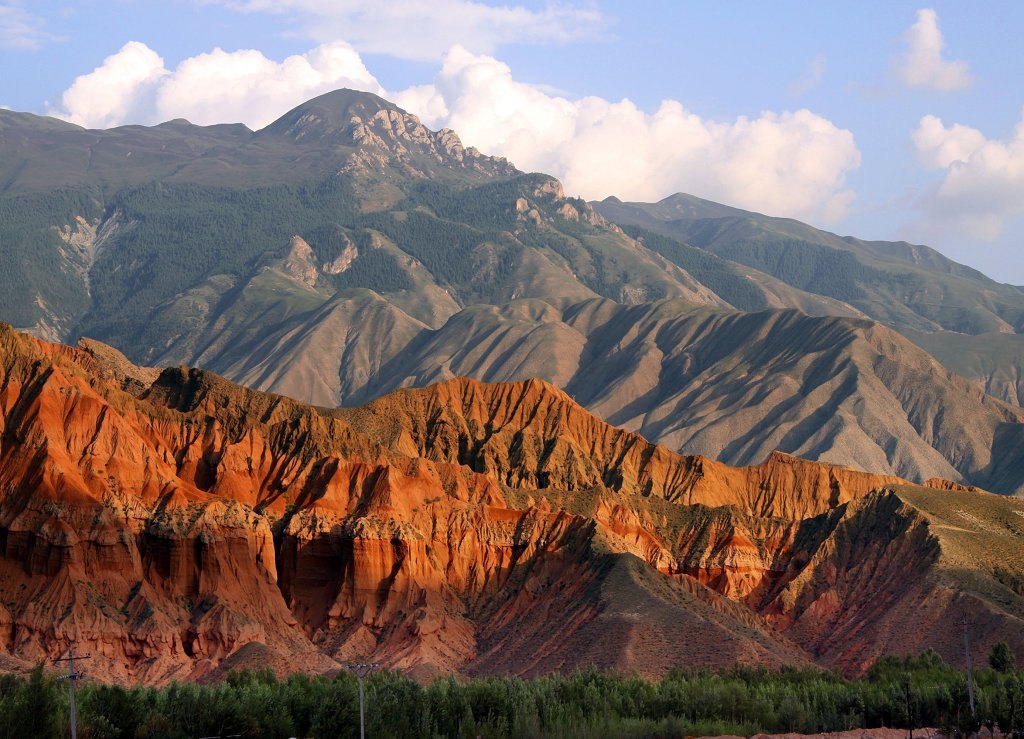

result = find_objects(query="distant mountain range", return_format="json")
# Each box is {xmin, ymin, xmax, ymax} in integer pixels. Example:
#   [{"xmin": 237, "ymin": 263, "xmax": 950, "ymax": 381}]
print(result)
[
  {"xmin": 3, "ymin": 89, "xmax": 1024, "ymax": 494},
  {"xmin": 593, "ymin": 194, "xmax": 1024, "ymax": 403}
]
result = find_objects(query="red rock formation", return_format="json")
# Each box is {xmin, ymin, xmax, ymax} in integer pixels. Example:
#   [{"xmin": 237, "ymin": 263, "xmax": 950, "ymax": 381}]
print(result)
[
  {"xmin": 923, "ymin": 477, "xmax": 981, "ymax": 493},
  {"xmin": 0, "ymin": 324, "xmax": 1020, "ymax": 683},
  {"xmin": 349, "ymin": 378, "xmax": 905, "ymax": 518}
]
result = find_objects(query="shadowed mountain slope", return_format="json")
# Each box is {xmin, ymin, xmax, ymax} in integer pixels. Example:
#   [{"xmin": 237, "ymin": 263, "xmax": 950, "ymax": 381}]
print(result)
[
  {"xmin": 0, "ymin": 324, "xmax": 1021, "ymax": 684},
  {"xmin": 593, "ymin": 193, "xmax": 1024, "ymax": 405},
  {"xmin": 593, "ymin": 193, "xmax": 1024, "ymax": 336},
  {"xmin": 247, "ymin": 297, "xmax": 1024, "ymax": 495}
]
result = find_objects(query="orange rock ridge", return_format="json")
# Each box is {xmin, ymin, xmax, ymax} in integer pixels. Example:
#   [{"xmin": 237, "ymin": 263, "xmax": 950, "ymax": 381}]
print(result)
[{"xmin": 0, "ymin": 324, "xmax": 1019, "ymax": 683}]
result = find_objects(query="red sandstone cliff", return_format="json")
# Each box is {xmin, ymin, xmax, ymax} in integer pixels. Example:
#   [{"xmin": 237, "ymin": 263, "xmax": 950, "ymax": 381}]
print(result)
[{"xmin": 0, "ymin": 324, "xmax": 1021, "ymax": 683}]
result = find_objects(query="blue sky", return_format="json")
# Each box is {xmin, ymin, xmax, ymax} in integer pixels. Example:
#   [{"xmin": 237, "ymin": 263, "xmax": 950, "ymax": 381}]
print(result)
[{"xmin": 3, "ymin": 1, "xmax": 1024, "ymax": 282}]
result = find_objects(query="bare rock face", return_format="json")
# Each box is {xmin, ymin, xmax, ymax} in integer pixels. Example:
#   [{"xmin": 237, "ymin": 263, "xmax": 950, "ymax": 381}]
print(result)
[
  {"xmin": 321, "ymin": 233, "xmax": 359, "ymax": 275},
  {"xmin": 280, "ymin": 236, "xmax": 319, "ymax": 287},
  {"xmin": 0, "ymin": 324, "xmax": 1021, "ymax": 684},
  {"xmin": 349, "ymin": 379, "xmax": 904, "ymax": 519},
  {"xmin": 343, "ymin": 107, "xmax": 516, "ymax": 178}
]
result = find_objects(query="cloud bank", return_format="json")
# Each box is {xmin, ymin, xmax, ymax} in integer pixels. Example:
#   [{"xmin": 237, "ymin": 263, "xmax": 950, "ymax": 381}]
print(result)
[
  {"xmin": 897, "ymin": 9, "xmax": 972, "ymax": 91},
  {"xmin": 912, "ymin": 113, "xmax": 1024, "ymax": 240},
  {"xmin": 53, "ymin": 41, "xmax": 383, "ymax": 130},
  {"xmin": 52, "ymin": 41, "xmax": 860, "ymax": 223},
  {"xmin": 397, "ymin": 47, "xmax": 860, "ymax": 222},
  {"xmin": 206, "ymin": 0, "xmax": 606, "ymax": 61}
]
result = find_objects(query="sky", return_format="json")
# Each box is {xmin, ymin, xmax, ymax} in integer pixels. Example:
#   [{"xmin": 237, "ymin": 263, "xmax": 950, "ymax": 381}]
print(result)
[{"xmin": 2, "ymin": 1, "xmax": 1023, "ymax": 282}]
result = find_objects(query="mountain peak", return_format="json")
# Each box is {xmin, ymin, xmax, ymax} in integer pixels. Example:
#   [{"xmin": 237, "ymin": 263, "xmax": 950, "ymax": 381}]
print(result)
[
  {"xmin": 258, "ymin": 88, "xmax": 518, "ymax": 179},
  {"xmin": 656, "ymin": 192, "xmax": 756, "ymax": 220},
  {"xmin": 257, "ymin": 88, "xmax": 402, "ymax": 142}
]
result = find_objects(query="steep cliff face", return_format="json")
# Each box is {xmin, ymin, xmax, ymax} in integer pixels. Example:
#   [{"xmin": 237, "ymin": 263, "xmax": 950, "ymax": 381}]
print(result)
[
  {"xmin": 345, "ymin": 299, "xmax": 1024, "ymax": 494},
  {"xmin": 0, "ymin": 328, "xmax": 332, "ymax": 682},
  {"xmin": 0, "ymin": 325, "xmax": 1020, "ymax": 683},
  {"xmin": 344, "ymin": 378, "xmax": 905, "ymax": 519}
]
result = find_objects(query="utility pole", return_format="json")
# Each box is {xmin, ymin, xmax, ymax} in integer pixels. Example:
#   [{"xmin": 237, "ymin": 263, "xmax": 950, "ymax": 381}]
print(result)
[
  {"xmin": 54, "ymin": 646, "xmax": 89, "ymax": 739},
  {"xmin": 347, "ymin": 662, "xmax": 379, "ymax": 739},
  {"xmin": 962, "ymin": 613, "xmax": 976, "ymax": 719},
  {"xmin": 903, "ymin": 674, "xmax": 913, "ymax": 739}
]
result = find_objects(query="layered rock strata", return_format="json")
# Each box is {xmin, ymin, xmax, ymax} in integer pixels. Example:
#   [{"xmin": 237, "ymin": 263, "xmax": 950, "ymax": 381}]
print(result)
[{"xmin": 0, "ymin": 325, "xmax": 1021, "ymax": 683}]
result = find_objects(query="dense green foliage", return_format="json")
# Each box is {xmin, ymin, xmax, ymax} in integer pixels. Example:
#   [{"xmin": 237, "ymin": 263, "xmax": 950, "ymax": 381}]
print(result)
[
  {"xmin": 84, "ymin": 178, "xmax": 361, "ymax": 342},
  {"xmin": 707, "ymin": 238, "xmax": 872, "ymax": 302},
  {"xmin": 360, "ymin": 209, "xmax": 496, "ymax": 289},
  {"xmin": 302, "ymin": 226, "xmax": 417, "ymax": 293},
  {"xmin": 992, "ymin": 642, "xmax": 1017, "ymax": 673},
  {"xmin": 0, "ymin": 165, "xmax": 620, "ymax": 355},
  {"xmin": 71, "ymin": 174, "xmax": 554, "ymax": 346},
  {"xmin": 620, "ymin": 224, "xmax": 770, "ymax": 311},
  {"xmin": 0, "ymin": 188, "xmax": 102, "ymax": 327},
  {"xmin": 5, "ymin": 652, "xmax": 1024, "ymax": 738},
  {"xmin": 409, "ymin": 178, "xmax": 528, "ymax": 231}
]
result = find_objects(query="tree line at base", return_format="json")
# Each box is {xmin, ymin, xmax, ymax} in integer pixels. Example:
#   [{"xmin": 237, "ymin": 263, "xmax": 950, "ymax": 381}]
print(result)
[{"xmin": 0, "ymin": 647, "xmax": 1020, "ymax": 739}]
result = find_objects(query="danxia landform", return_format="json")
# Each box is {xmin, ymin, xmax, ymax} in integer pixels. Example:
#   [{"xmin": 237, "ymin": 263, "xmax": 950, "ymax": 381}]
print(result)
[{"xmin": 0, "ymin": 325, "xmax": 1020, "ymax": 684}]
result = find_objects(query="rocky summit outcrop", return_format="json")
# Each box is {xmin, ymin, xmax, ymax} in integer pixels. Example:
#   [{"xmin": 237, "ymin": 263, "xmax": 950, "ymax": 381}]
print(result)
[{"xmin": 0, "ymin": 324, "xmax": 1021, "ymax": 684}]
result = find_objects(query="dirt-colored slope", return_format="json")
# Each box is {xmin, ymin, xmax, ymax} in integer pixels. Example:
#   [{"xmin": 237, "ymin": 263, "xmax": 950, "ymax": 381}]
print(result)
[
  {"xmin": 176, "ymin": 290, "xmax": 1024, "ymax": 495},
  {"xmin": 152, "ymin": 285, "xmax": 1024, "ymax": 496},
  {"xmin": 342, "ymin": 377, "xmax": 904, "ymax": 519},
  {"xmin": 196, "ymin": 286, "xmax": 430, "ymax": 408},
  {"xmin": 753, "ymin": 486, "xmax": 1024, "ymax": 675},
  {"xmin": 344, "ymin": 298, "xmax": 1024, "ymax": 494},
  {"xmin": 0, "ymin": 324, "xmax": 1019, "ymax": 684},
  {"xmin": 469, "ymin": 553, "xmax": 815, "ymax": 679}
]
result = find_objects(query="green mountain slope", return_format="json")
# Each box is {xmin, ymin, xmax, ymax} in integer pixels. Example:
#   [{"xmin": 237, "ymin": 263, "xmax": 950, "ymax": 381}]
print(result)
[
  {"xmin": 0, "ymin": 91, "xmax": 734, "ymax": 353},
  {"xmin": 593, "ymin": 193, "xmax": 1024, "ymax": 335},
  {"xmin": 899, "ymin": 328, "xmax": 1024, "ymax": 407}
]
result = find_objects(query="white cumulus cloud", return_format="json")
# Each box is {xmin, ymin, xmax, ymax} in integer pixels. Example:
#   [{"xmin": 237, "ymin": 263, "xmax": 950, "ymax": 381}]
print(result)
[
  {"xmin": 55, "ymin": 41, "xmax": 169, "ymax": 129},
  {"xmin": 50, "ymin": 40, "xmax": 861, "ymax": 223},
  {"xmin": 912, "ymin": 114, "xmax": 987, "ymax": 169},
  {"xmin": 897, "ymin": 8, "xmax": 972, "ymax": 92},
  {"xmin": 395, "ymin": 47, "xmax": 861, "ymax": 223},
  {"xmin": 51, "ymin": 40, "xmax": 383, "ymax": 129},
  {"xmin": 156, "ymin": 43, "xmax": 381, "ymax": 128},
  {"xmin": 205, "ymin": 0, "xmax": 606, "ymax": 61},
  {"xmin": 911, "ymin": 112, "xmax": 1024, "ymax": 240}
]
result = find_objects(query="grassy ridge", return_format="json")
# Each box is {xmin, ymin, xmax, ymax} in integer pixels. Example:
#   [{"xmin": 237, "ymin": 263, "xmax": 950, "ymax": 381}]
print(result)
[
  {"xmin": 4, "ymin": 652, "xmax": 1022, "ymax": 738},
  {"xmin": 594, "ymin": 194, "xmax": 1024, "ymax": 335}
]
